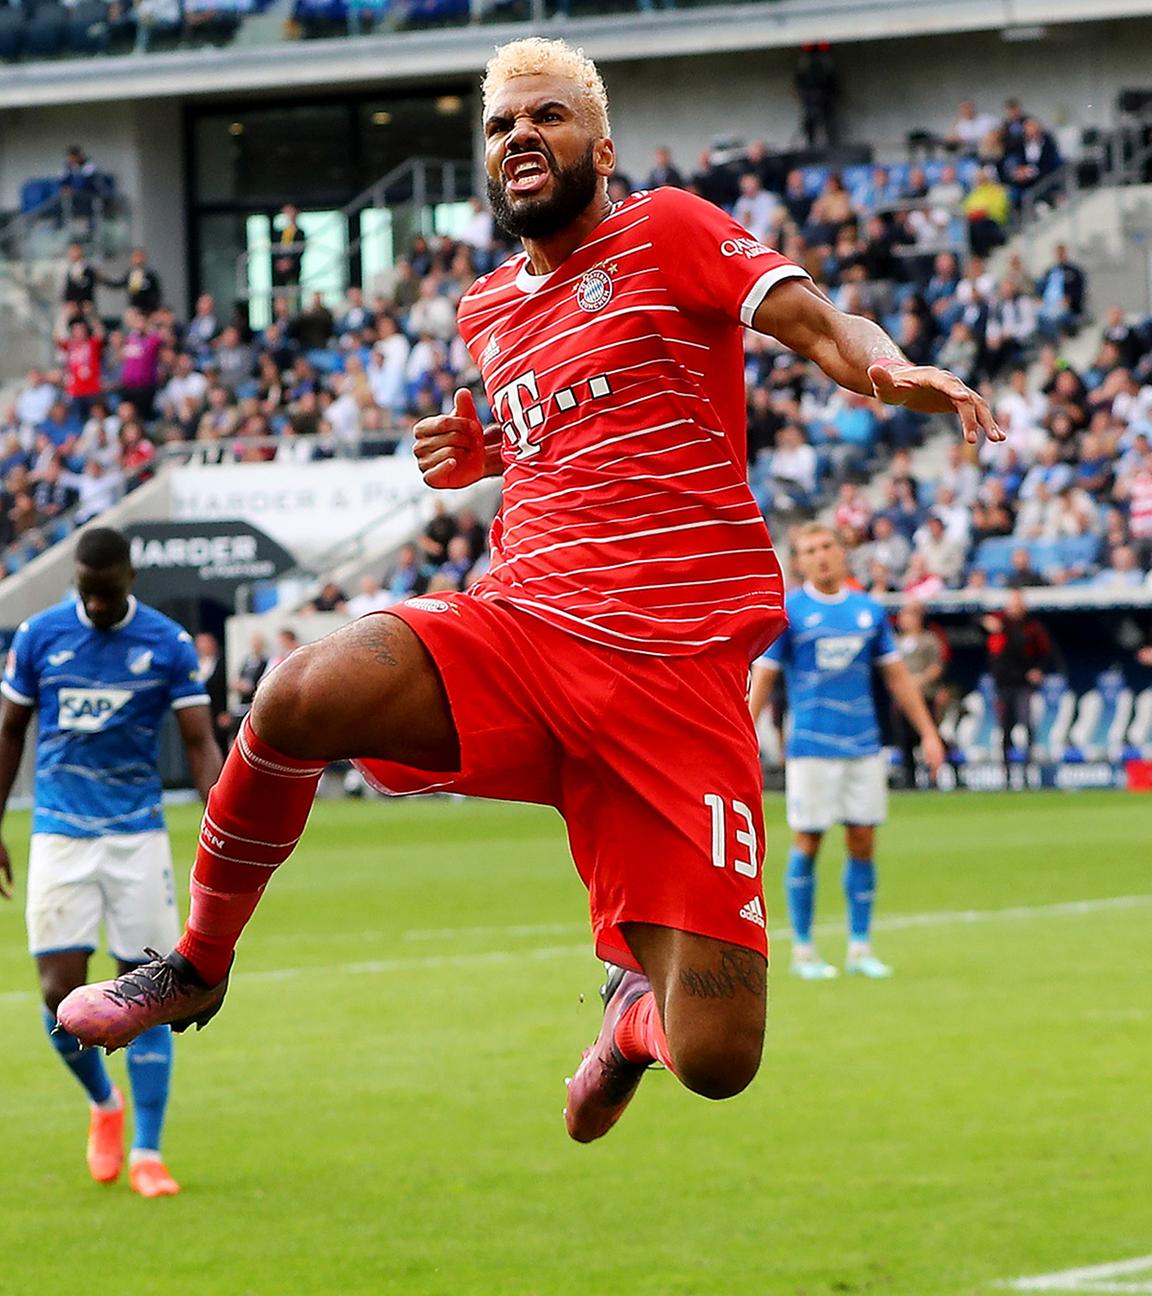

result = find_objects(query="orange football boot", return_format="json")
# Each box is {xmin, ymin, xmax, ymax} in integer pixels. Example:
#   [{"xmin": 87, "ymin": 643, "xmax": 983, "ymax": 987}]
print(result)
[
  {"xmin": 86, "ymin": 1086, "xmax": 124, "ymax": 1183},
  {"xmin": 129, "ymin": 1157, "xmax": 181, "ymax": 1198}
]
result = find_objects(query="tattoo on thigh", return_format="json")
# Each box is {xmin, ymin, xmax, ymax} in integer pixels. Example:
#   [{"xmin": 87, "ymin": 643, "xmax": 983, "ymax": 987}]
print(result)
[
  {"xmin": 357, "ymin": 619, "xmax": 399, "ymax": 668},
  {"xmin": 679, "ymin": 947, "xmax": 767, "ymax": 1000}
]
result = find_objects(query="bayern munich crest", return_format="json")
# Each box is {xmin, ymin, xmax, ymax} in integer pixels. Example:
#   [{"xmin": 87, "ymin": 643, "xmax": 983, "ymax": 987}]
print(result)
[{"xmin": 576, "ymin": 266, "xmax": 614, "ymax": 312}]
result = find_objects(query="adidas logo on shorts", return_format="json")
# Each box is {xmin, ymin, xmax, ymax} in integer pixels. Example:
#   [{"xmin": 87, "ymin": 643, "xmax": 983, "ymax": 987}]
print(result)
[{"xmin": 738, "ymin": 895, "xmax": 765, "ymax": 928}]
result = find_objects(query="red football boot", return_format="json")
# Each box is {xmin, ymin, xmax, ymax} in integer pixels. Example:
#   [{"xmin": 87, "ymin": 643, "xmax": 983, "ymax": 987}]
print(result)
[{"xmin": 564, "ymin": 966, "xmax": 653, "ymax": 1144}]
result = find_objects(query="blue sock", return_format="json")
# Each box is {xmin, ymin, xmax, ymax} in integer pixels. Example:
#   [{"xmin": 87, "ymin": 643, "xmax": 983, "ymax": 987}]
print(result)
[
  {"xmin": 126, "ymin": 1025, "xmax": 173, "ymax": 1153},
  {"xmin": 844, "ymin": 857, "xmax": 876, "ymax": 943},
  {"xmin": 786, "ymin": 847, "xmax": 817, "ymax": 943},
  {"xmin": 42, "ymin": 1006, "xmax": 112, "ymax": 1105}
]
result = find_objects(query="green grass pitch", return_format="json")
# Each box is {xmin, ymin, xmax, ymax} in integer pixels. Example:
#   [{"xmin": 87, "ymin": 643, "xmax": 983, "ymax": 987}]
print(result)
[{"xmin": 1, "ymin": 790, "xmax": 1149, "ymax": 1296}]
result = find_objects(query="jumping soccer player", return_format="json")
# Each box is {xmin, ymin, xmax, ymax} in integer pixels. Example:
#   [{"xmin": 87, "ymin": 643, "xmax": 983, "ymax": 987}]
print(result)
[
  {"xmin": 0, "ymin": 527, "xmax": 222, "ymax": 1194},
  {"xmin": 59, "ymin": 39, "xmax": 1000, "ymax": 1142},
  {"xmin": 751, "ymin": 525, "xmax": 946, "ymax": 980}
]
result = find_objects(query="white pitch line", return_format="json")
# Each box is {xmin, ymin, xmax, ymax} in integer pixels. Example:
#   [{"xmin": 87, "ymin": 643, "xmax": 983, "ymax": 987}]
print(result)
[
  {"xmin": 404, "ymin": 894, "xmax": 1152, "ymax": 943},
  {"xmin": 1002, "ymin": 1253, "xmax": 1152, "ymax": 1291},
  {"xmin": 0, "ymin": 894, "xmax": 1148, "ymax": 1009}
]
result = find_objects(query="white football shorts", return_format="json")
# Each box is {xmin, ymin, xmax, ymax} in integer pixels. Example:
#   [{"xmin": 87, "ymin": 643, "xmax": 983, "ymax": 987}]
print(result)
[
  {"xmin": 785, "ymin": 753, "xmax": 889, "ymax": 832},
  {"xmin": 26, "ymin": 830, "xmax": 180, "ymax": 962}
]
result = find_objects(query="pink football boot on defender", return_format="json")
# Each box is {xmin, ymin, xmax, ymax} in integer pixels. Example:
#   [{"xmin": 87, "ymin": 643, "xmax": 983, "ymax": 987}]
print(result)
[
  {"xmin": 57, "ymin": 950, "xmax": 229, "ymax": 1052},
  {"xmin": 564, "ymin": 966, "xmax": 653, "ymax": 1143}
]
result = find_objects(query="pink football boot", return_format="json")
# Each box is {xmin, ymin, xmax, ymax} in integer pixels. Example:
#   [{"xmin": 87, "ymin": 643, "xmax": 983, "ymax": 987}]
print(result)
[
  {"xmin": 564, "ymin": 966, "xmax": 653, "ymax": 1143},
  {"xmin": 57, "ymin": 950, "xmax": 229, "ymax": 1053}
]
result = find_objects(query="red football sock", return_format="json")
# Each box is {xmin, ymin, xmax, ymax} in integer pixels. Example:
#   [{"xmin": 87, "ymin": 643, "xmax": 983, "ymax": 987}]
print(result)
[
  {"xmin": 614, "ymin": 991, "xmax": 675, "ymax": 1071},
  {"xmin": 174, "ymin": 717, "xmax": 326, "ymax": 985}
]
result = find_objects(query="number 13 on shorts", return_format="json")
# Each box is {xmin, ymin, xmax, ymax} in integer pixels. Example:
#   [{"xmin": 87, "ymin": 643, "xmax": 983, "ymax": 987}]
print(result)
[{"xmin": 704, "ymin": 794, "xmax": 759, "ymax": 876}]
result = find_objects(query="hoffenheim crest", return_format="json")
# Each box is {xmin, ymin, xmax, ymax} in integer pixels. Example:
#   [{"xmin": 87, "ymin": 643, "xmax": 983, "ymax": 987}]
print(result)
[{"xmin": 576, "ymin": 267, "xmax": 614, "ymax": 313}]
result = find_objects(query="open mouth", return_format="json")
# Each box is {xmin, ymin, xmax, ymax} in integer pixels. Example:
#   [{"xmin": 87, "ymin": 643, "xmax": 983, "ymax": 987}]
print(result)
[{"xmin": 503, "ymin": 151, "xmax": 551, "ymax": 197}]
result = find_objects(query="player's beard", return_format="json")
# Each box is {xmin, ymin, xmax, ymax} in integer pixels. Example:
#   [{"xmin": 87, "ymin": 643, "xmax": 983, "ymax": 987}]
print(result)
[{"xmin": 487, "ymin": 142, "xmax": 600, "ymax": 240}]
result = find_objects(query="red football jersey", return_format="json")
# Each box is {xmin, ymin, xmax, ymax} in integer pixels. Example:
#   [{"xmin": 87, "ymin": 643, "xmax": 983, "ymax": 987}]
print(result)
[{"xmin": 457, "ymin": 187, "xmax": 810, "ymax": 658}]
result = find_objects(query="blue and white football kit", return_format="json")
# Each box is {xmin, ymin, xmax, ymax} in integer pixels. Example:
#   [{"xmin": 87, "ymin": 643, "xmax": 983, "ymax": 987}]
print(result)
[
  {"xmin": 760, "ymin": 583, "xmax": 899, "ymax": 832},
  {"xmin": 2, "ymin": 594, "xmax": 207, "ymax": 1159},
  {"xmin": 3, "ymin": 594, "xmax": 207, "ymax": 959},
  {"xmin": 759, "ymin": 583, "xmax": 900, "ymax": 974}
]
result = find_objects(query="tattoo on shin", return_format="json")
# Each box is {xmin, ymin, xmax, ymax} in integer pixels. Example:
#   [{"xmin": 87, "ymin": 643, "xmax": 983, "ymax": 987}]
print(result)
[{"xmin": 679, "ymin": 947, "xmax": 767, "ymax": 1000}]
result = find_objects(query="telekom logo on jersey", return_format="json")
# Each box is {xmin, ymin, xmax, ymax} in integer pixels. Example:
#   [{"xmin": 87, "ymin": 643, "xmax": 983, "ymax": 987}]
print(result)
[
  {"xmin": 491, "ymin": 370, "xmax": 545, "ymax": 460},
  {"xmin": 492, "ymin": 369, "xmax": 615, "ymax": 461}
]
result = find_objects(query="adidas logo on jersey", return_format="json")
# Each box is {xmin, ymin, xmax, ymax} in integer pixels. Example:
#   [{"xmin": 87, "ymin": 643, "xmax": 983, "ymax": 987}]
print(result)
[
  {"xmin": 738, "ymin": 895, "xmax": 766, "ymax": 928},
  {"xmin": 57, "ymin": 687, "xmax": 133, "ymax": 732}
]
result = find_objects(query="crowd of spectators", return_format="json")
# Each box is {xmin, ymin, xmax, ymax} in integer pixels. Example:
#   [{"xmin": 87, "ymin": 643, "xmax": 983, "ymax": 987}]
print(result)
[{"xmin": 4, "ymin": 99, "xmax": 1152, "ymax": 597}]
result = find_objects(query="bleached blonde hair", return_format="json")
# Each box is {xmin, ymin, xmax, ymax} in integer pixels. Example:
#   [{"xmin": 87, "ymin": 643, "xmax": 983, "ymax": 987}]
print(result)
[{"xmin": 482, "ymin": 37, "xmax": 610, "ymax": 137}]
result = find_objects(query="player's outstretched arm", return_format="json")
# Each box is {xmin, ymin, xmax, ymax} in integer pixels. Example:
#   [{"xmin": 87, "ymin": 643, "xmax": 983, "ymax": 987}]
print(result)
[
  {"xmin": 752, "ymin": 279, "xmax": 1004, "ymax": 446},
  {"xmin": 414, "ymin": 388, "xmax": 504, "ymax": 490},
  {"xmin": 881, "ymin": 659, "xmax": 946, "ymax": 775},
  {"xmin": 176, "ymin": 704, "xmax": 224, "ymax": 804},
  {"xmin": 0, "ymin": 698, "xmax": 33, "ymax": 899}
]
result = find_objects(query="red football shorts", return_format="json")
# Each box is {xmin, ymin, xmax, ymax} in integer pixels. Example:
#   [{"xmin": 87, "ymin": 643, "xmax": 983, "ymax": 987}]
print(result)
[{"xmin": 356, "ymin": 593, "xmax": 773, "ymax": 972}]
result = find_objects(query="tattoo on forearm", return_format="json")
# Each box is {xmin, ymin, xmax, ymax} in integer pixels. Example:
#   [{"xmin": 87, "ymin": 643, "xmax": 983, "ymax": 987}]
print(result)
[{"xmin": 679, "ymin": 947, "xmax": 767, "ymax": 999}]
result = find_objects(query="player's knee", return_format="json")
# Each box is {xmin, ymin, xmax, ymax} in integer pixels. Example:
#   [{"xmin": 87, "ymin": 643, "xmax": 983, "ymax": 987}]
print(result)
[
  {"xmin": 250, "ymin": 642, "xmax": 329, "ymax": 755},
  {"xmin": 671, "ymin": 1029, "xmax": 763, "ymax": 1101}
]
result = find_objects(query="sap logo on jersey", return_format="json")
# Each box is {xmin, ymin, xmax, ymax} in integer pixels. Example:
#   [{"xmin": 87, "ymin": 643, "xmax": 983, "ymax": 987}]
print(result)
[
  {"xmin": 814, "ymin": 635, "xmax": 865, "ymax": 672},
  {"xmin": 720, "ymin": 236, "xmax": 771, "ymax": 259},
  {"xmin": 57, "ymin": 687, "xmax": 133, "ymax": 732}
]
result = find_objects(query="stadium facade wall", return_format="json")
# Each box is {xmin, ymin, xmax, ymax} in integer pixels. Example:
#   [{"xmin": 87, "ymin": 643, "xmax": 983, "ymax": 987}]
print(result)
[
  {"xmin": 0, "ymin": 99, "xmax": 187, "ymax": 309},
  {"xmin": 2, "ymin": 19, "xmax": 1150, "ymax": 312}
]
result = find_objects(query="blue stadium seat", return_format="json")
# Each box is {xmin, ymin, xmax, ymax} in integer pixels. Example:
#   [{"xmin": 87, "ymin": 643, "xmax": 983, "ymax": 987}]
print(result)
[
  {"xmin": 0, "ymin": 6, "xmax": 24, "ymax": 60},
  {"xmin": 974, "ymin": 536, "xmax": 1018, "ymax": 581},
  {"xmin": 954, "ymin": 673, "xmax": 1000, "ymax": 762},
  {"xmin": 67, "ymin": 1, "xmax": 110, "ymax": 53},
  {"xmin": 1068, "ymin": 669, "xmax": 1134, "ymax": 761},
  {"xmin": 22, "ymin": 3, "xmax": 66, "ymax": 56},
  {"xmin": 1030, "ymin": 674, "xmax": 1076, "ymax": 761}
]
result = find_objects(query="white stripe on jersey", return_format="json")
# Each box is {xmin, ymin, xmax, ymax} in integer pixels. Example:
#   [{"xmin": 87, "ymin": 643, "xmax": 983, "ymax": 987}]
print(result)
[{"xmin": 504, "ymin": 515, "xmax": 768, "ymax": 567}]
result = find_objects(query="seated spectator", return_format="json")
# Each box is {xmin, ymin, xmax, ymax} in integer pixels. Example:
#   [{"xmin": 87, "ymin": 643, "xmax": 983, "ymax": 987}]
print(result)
[
  {"xmin": 994, "ymin": 366, "xmax": 1048, "ymax": 441},
  {"xmin": 946, "ymin": 100, "xmax": 1000, "ymax": 156},
  {"xmin": 833, "ymin": 481, "xmax": 871, "ymax": 534},
  {"xmin": 901, "ymin": 552, "xmax": 946, "ymax": 599},
  {"xmin": 15, "ymin": 370, "xmax": 58, "ymax": 432},
  {"xmin": 645, "ymin": 146, "xmax": 685, "ymax": 190},
  {"xmin": 345, "ymin": 574, "xmax": 392, "ymax": 618},
  {"xmin": 984, "ymin": 277, "xmax": 1038, "ymax": 376},
  {"xmin": 914, "ymin": 512, "xmax": 966, "ymax": 586},
  {"xmin": 733, "ymin": 173, "xmax": 780, "ymax": 244},
  {"xmin": 336, "ymin": 287, "xmax": 374, "ymax": 338},
  {"xmin": 160, "ymin": 352, "xmax": 209, "ymax": 419},
  {"xmin": 936, "ymin": 321, "xmax": 978, "ymax": 385},
  {"xmin": 1020, "ymin": 442, "xmax": 1074, "ymax": 499},
  {"xmin": 813, "ymin": 390, "xmax": 880, "ymax": 475},
  {"xmin": 766, "ymin": 423, "xmax": 818, "ymax": 512},
  {"xmin": 805, "ymin": 173, "xmax": 855, "ymax": 247},
  {"xmin": 31, "ymin": 458, "xmax": 77, "ymax": 524},
  {"xmin": 962, "ymin": 166, "xmax": 1011, "ymax": 255},
  {"xmin": 1093, "ymin": 545, "xmax": 1145, "ymax": 589},
  {"xmin": 120, "ymin": 421, "xmax": 156, "ymax": 480},
  {"xmin": 184, "ymin": 293, "xmax": 219, "ymax": 355},
  {"xmin": 305, "ymin": 580, "xmax": 348, "ymax": 613},
  {"xmin": 296, "ymin": 292, "xmax": 335, "ymax": 351},
  {"xmin": 1002, "ymin": 117, "xmax": 1061, "ymax": 201},
  {"xmin": 213, "ymin": 325, "xmax": 255, "ymax": 394},
  {"xmin": 437, "ymin": 535, "xmax": 476, "ymax": 591},
  {"xmin": 70, "ymin": 459, "xmax": 124, "ymax": 525},
  {"xmin": 850, "ymin": 514, "xmax": 911, "ymax": 587},
  {"xmin": 782, "ymin": 169, "xmax": 812, "ymax": 228},
  {"xmin": 407, "ymin": 277, "xmax": 456, "ymax": 341},
  {"xmin": 1005, "ymin": 545, "xmax": 1047, "ymax": 588},
  {"xmin": 1036, "ymin": 243, "xmax": 1086, "ymax": 339}
]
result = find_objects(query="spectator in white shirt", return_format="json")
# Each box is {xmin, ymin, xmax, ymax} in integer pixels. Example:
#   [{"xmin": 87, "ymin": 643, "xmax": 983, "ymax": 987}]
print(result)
[
  {"xmin": 1093, "ymin": 545, "xmax": 1144, "ymax": 588},
  {"xmin": 947, "ymin": 100, "xmax": 999, "ymax": 156},
  {"xmin": 160, "ymin": 352, "xmax": 209, "ymax": 418},
  {"xmin": 345, "ymin": 574, "xmax": 394, "ymax": 618},
  {"xmin": 15, "ymin": 370, "xmax": 58, "ymax": 431},
  {"xmin": 768, "ymin": 424, "xmax": 818, "ymax": 503},
  {"xmin": 458, "ymin": 197, "xmax": 495, "ymax": 253},
  {"xmin": 733, "ymin": 174, "xmax": 780, "ymax": 245},
  {"xmin": 406, "ymin": 277, "xmax": 456, "ymax": 341}
]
